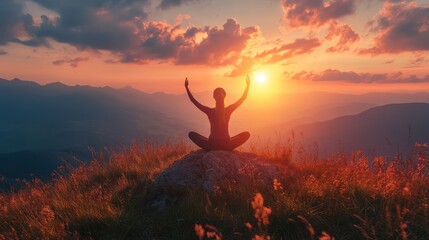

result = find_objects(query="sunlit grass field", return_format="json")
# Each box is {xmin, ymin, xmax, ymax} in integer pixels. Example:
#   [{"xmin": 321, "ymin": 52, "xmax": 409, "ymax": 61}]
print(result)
[{"xmin": 1, "ymin": 137, "xmax": 428, "ymax": 239}]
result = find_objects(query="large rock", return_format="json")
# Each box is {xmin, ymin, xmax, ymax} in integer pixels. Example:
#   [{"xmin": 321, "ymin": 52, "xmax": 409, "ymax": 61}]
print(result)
[{"xmin": 152, "ymin": 150, "xmax": 281, "ymax": 194}]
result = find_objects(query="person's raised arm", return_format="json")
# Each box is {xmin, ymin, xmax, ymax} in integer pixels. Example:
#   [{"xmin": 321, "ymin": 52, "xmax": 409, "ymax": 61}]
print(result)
[
  {"xmin": 228, "ymin": 75, "xmax": 250, "ymax": 112},
  {"xmin": 185, "ymin": 77, "xmax": 210, "ymax": 113}
]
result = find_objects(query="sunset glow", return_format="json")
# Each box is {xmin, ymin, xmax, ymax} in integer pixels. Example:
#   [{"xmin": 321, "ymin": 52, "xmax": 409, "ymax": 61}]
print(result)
[
  {"xmin": 1, "ymin": 1, "xmax": 429, "ymax": 239},
  {"xmin": 0, "ymin": 0, "xmax": 428, "ymax": 94},
  {"xmin": 254, "ymin": 71, "xmax": 268, "ymax": 85}
]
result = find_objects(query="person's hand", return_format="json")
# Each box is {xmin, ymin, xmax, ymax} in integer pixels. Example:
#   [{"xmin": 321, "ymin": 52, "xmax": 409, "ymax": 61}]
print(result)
[
  {"xmin": 185, "ymin": 77, "xmax": 189, "ymax": 88},
  {"xmin": 246, "ymin": 75, "xmax": 250, "ymax": 85}
]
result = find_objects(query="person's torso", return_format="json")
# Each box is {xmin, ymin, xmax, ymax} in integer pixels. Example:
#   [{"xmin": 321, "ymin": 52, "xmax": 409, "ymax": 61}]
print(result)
[{"xmin": 207, "ymin": 107, "xmax": 231, "ymax": 140}]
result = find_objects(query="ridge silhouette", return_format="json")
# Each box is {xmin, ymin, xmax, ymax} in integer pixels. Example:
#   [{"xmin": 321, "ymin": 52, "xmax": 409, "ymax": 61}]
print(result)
[{"xmin": 185, "ymin": 76, "xmax": 250, "ymax": 151}]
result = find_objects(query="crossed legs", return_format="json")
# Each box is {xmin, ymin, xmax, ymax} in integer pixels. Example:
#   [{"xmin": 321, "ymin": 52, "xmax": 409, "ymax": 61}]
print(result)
[
  {"xmin": 188, "ymin": 132, "xmax": 211, "ymax": 150},
  {"xmin": 188, "ymin": 131, "xmax": 250, "ymax": 151}
]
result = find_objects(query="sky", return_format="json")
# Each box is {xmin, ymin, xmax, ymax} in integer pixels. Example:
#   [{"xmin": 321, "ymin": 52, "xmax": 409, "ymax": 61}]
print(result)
[{"xmin": 0, "ymin": 0, "xmax": 428, "ymax": 94}]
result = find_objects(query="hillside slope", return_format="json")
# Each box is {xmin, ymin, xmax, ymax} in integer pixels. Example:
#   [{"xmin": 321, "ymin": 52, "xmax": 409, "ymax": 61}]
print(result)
[
  {"xmin": 1, "ymin": 141, "xmax": 428, "ymax": 239},
  {"xmin": 294, "ymin": 103, "xmax": 429, "ymax": 156}
]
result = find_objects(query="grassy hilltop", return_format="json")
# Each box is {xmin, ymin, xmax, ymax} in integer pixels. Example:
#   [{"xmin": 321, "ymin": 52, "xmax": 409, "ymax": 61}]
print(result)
[{"xmin": 1, "ymin": 138, "xmax": 429, "ymax": 239}]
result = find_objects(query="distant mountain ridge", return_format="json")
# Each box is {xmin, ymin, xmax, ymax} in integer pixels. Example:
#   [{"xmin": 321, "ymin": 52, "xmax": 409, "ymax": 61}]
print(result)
[
  {"xmin": 0, "ymin": 77, "xmax": 191, "ymax": 153},
  {"xmin": 0, "ymin": 77, "xmax": 192, "ymax": 180},
  {"xmin": 293, "ymin": 103, "xmax": 429, "ymax": 157},
  {"xmin": 1, "ymin": 77, "xmax": 429, "ymax": 180}
]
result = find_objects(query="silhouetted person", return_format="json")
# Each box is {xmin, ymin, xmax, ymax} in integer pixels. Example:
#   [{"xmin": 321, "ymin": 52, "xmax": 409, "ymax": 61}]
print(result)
[{"xmin": 185, "ymin": 76, "xmax": 250, "ymax": 151}]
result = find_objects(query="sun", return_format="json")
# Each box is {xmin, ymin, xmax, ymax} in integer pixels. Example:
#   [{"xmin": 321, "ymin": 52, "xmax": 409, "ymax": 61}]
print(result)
[{"xmin": 254, "ymin": 71, "xmax": 268, "ymax": 85}]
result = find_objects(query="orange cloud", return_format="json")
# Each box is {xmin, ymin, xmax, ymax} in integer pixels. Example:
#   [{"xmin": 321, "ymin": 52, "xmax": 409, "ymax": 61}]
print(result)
[
  {"xmin": 119, "ymin": 18, "xmax": 259, "ymax": 66},
  {"xmin": 360, "ymin": 1, "xmax": 429, "ymax": 55},
  {"xmin": 281, "ymin": 0, "xmax": 356, "ymax": 28},
  {"xmin": 52, "ymin": 57, "xmax": 89, "ymax": 68},
  {"xmin": 257, "ymin": 38, "xmax": 321, "ymax": 64},
  {"xmin": 325, "ymin": 21, "xmax": 360, "ymax": 53},
  {"xmin": 291, "ymin": 69, "xmax": 429, "ymax": 83}
]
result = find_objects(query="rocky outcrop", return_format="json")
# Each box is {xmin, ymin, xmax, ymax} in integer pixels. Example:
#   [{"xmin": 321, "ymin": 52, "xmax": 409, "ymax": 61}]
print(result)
[{"xmin": 152, "ymin": 150, "xmax": 280, "ymax": 194}]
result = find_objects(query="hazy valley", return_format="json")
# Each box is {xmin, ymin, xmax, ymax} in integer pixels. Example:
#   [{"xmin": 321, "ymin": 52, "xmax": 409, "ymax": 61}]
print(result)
[{"xmin": 1, "ymin": 77, "xmax": 429, "ymax": 180}]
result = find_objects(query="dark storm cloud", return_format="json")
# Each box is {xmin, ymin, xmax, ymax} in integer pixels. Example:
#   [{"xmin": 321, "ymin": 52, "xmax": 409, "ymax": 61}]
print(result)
[
  {"xmin": 291, "ymin": 69, "xmax": 429, "ymax": 83},
  {"xmin": 360, "ymin": 2, "xmax": 429, "ymax": 55}
]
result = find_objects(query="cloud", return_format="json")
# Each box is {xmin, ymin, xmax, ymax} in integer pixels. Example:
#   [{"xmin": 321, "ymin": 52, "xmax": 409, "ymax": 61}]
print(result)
[
  {"xmin": 226, "ymin": 57, "xmax": 254, "ymax": 77},
  {"xmin": 281, "ymin": 0, "xmax": 356, "ymax": 28},
  {"xmin": 33, "ymin": 0, "xmax": 149, "ymax": 22},
  {"xmin": 359, "ymin": 2, "xmax": 429, "ymax": 55},
  {"xmin": 409, "ymin": 55, "xmax": 428, "ymax": 65},
  {"xmin": 325, "ymin": 21, "xmax": 359, "ymax": 52},
  {"xmin": 0, "ymin": 0, "xmax": 25, "ymax": 45},
  {"xmin": 256, "ymin": 38, "xmax": 321, "ymax": 64},
  {"xmin": 176, "ymin": 19, "xmax": 259, "ymax": 65},
  {"xmin": 109, "ymin": 21, "xmax": 185, "ymax": 63},
  {"xmin": 52, "ymin": 57, "xmax": 89, "ymax": 68},
  {"xmin": 290, "ymin": 69, "xmax": 429, "ymax": 83},
  {"xmin": 29, "ymin": 0, "xmax": 150, "ymax": 51},
  {"xmin": 0, "ymin": 49, "xmax": 7, "ymax": 55},
  {"xmin": 225, "ymin": 38, "xmax": 321, "ymax": 77},
  {"xmin": 8, "ymin": 0, "xmax": 257, "ymax": 67},
  {"xmin": 120, "ymin": 18, "xmax": 259, "ymax": 65},
  {"xmin": 159, "ymin": 0, "xmax": 195, "ymax": 9}
]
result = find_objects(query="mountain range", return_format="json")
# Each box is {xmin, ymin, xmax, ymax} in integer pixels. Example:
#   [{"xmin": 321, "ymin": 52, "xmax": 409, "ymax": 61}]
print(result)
[
  {"xmin": 293, "ymin": 103, "xmax": 429, "ymax": 157},
  {"xmin": 1, "ymin": 77, "xmax": 429, "ymax": 180}
]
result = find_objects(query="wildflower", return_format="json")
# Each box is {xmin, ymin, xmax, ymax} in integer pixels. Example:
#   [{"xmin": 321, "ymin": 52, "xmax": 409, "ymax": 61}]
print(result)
[
  {"xmin": 273, "ymin": 178, "xmax": 283, "ymax": 191},
  {"xmin": 319, "ymin": 231, "xmax": 335, "ymax": 240},
  {"xmin": 194, "ymin": 224, "xmax": 205, "ymax": 240},
  {"xmin": 40, "ymin": 206, "xmax": 55, "ymax": 224},
  {"xmin": 304, "ymin": 175, "xmax": 323, "ymax": 197},
  {"xmin": 253, "ymin": 234, "xmax": 270, "ymax": 240},
  {"xmin": 252, "ymin": 193, "xmax": 264, "ymax": 209},
  {"xmin": 31, "ymin": 189, "xmax": 43, "ymax": 198},
  {"xmin": 251, "ymin": 193, "xmax": 272, "ymax": 226},
  {"xmin": 206, "ymin": 231, "xmax": 222, "ymax": 240},
  {"xmin": 372, "ymin": 156, "xmax": 385, "ymax": 170},
  {"xmin": 400, "ymin": 222, "xmax": 408, "ymax": 240},
  {"xmin": 205, "ymin": 224, "xmax": 222, "ymax": 240},
  {"xmin": 402, "ymin": 182, "xmax": 411, "ymax": 197},
  {"xmin": 194, "ymin": 224, "xmax": 222, "ymax": 240},
  {"xmin": 245, "ymin": 222, "xmax": 253, "ymax": 230},
  {"xmin": 415, "ymin": 142, "xmax": 429, "ymax": 174}
]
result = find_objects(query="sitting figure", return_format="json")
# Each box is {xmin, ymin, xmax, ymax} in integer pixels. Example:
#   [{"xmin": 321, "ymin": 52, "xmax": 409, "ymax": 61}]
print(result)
[{"xmin": 185, "ymin": 76, "xmax": 251, "ymax": 151}]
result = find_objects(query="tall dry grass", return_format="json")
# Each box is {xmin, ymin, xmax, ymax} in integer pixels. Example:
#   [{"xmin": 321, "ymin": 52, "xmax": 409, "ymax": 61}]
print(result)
[
  {"xmin": 0, "ymin": 139, "xmax": 190, "ymax": 239},
  {"xmin": 0, "ymin": 137, "xmax": 428, "ymax": 239}
]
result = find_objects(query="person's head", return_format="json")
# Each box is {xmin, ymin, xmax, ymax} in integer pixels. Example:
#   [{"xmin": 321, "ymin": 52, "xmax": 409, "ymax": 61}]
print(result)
[{"xmin": 213, "ymin": 87, "xmax": 226, "ymax": 104}]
